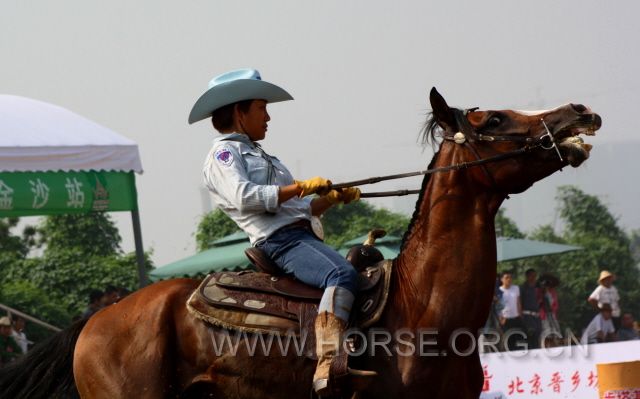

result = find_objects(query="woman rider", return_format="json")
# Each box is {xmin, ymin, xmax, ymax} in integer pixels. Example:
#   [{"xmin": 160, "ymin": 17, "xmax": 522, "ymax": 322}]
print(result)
[{"xmin": 188, "ymin": 69, "xmax": 374, "ymax": 395}]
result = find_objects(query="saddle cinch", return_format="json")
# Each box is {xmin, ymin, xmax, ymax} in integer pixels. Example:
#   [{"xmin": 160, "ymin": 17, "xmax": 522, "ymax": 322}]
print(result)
[{"xmin": 186, "ymin": 230, "xmax": 393, "ymax": 353}]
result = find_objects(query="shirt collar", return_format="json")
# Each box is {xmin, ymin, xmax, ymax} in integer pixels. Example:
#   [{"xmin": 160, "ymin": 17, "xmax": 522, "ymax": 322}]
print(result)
[{"xmin": 214, "ymin": 132, "xmax": 254, "ymax": 146}]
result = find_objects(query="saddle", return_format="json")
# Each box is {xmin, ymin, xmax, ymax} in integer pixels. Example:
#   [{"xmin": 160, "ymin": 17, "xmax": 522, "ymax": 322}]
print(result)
[{"xmin": 186, "ymin": 245, "xmax": 392, "ymax": 350}]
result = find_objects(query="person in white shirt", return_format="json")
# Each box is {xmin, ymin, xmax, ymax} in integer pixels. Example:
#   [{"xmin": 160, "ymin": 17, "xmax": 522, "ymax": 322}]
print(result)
[
  {"xmin": 581, "ymin": 303, "xmax": 615, "ymax": 344},
  {"xmin": 499, "ymin": 271, "xmax": 525, "ymax": 351},
  {"xmin": 10, "ymin": 316, "xmax": 28, "ymax": 354},
  {"xmin": 588, "ymin": 270, "xmax": 621, "ymax": 330}
]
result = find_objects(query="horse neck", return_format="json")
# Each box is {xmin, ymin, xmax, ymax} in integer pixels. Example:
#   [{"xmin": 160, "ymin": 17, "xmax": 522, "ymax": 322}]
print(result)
[{"xmin": 391, "ymin": 144, "xmax": 505, "ymax": 332}]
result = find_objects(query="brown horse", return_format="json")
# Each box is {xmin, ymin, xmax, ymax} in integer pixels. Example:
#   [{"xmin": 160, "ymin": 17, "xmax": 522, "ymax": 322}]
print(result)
[{"xmin": 0, "ymin": 88, "xmax": 601, "ymax": 399}]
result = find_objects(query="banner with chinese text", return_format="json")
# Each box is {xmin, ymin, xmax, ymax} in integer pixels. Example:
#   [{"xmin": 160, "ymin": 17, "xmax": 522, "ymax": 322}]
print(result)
[
  {"xmin": 0, "ymin": 171, "xmax": 137, "ymax": 216},
  {"xmin": 479, "ymin": 341, "xmax": 640, "ymax": 399}
]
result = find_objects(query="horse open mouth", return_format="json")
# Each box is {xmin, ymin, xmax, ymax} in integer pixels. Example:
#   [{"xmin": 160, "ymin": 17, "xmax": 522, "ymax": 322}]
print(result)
[{"xmin": 556, "ymin": 117, "xmax": 601, "ymax": 167}]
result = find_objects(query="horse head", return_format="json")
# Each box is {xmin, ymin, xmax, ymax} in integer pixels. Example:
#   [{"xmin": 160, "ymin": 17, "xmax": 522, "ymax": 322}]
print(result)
[{"xmin": 428, "ymin": 87, "xmax": 602, "ymax": 194}]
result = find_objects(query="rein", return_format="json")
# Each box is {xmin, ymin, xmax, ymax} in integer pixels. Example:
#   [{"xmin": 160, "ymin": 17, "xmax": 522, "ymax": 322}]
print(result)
[{"xmin": 334, "ymin": 108, "xmax": 562, "ymax": 198}]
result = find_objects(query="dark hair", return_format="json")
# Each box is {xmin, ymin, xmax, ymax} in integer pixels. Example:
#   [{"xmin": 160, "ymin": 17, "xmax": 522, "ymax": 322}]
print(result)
[
  {"xmin": 501, "ymin": 271, "xmax": 513, "ymax": 278},
  {"xmin": 104, "ymin": 285, "xmax": 118, "ymax": 294},
  {"xmin": 525, "ymin": 268, "xmax": 536, "ymax": 276},
  {"xmin": 89, "ymin": 290, "xmax": 103, "ymax": 304},
  {"xmin": 211, "ymin": 100, "xmax": 254, "ymax": 132}
]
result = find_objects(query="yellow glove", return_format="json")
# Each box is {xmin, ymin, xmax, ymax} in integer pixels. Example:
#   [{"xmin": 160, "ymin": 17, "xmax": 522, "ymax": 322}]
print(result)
[
  {"xmin": 323, "ymin": 188, "xmax": 361, "ymax": 205},
  {"xmin": 340, "ymin": 187, "xmax": 361, "ymax": 204},
  {"xmin": 294, "ymin": 176, "xmax": 332, "ymax": 197}
]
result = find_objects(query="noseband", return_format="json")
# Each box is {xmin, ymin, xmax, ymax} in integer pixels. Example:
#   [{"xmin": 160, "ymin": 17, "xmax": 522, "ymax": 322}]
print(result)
[{"xmin": 332, "ymin": 108, "xmax": 563, "ymax": 197}]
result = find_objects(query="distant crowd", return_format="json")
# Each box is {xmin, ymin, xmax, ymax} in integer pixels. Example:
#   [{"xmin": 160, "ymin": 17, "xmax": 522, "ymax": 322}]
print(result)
[
  {"xmin": 0, "ymin": 316, "xmax": 28, "ymax": 367},
  {"xmin": 79, "ymin": 285, "xmax": 131, "ymax": 320},
  {"xmin": 485, "ymin": 268, "xmax": 639, "ymax": 351},
  {"xmin": 1, "ymin": 284, "xmax": 130, "ymax": 367}
]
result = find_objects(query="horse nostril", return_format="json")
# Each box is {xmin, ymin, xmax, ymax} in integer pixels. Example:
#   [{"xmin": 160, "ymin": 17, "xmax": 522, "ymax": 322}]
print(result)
[{"xmin": 570, "ymin": 103, "xmax": 587, "ymax": 113}]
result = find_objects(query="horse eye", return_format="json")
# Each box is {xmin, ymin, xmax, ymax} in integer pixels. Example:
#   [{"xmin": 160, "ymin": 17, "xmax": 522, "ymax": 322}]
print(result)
[{"xmin": 486, "ymin": 116, "xmax": 501, "ymax": 128}]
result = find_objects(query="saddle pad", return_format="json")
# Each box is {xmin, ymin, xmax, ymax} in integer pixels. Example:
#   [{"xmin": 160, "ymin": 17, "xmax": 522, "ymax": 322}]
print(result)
[{"xmin": 187, "ymin": 260, "xmax": 393, "ymax": 337}]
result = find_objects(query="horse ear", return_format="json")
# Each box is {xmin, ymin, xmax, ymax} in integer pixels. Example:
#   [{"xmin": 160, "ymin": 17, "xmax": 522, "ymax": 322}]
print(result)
[{"xmin": 430, "ymin": 87, "xmax": 457, "ymax": 132}]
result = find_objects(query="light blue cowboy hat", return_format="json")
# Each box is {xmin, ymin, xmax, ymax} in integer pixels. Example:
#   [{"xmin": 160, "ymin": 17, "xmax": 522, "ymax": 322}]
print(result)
[{"xmin": 188, "ymin": 68, "xmax": 293, "ymax": 124}]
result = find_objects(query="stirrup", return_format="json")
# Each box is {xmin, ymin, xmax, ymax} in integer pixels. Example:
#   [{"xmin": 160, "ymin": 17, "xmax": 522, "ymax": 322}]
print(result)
[
  {"xmin": 313, "ymin": 368, "xmax": 378, "ymax": 397},
  {"xmin": 347, "ymin": 368, "xmax": 377, "ymax": 391}
]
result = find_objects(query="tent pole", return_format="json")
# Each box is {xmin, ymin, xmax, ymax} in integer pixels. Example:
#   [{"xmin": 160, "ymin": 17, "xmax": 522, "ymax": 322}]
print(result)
[{"xmin": 131, "ymin": 208, "xmax": 148, "ymax": 287}]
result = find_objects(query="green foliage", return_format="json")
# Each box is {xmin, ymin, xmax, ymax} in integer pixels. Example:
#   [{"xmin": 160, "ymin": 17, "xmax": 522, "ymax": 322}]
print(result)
[
  {"xmin": 0, "ymin": 212, "xmax": 153, "ymax": 344},
  {"xmin": 321, "ymin": 201, "xmax": 410, "ymax": 248},
  {"xmin": 195, "ymin": 202, "xmax": 411, "ymax": 250},
  {"xmin": 519, "ymin": 186, "xmax": 640, "ymax": 335},
  {"xmin": 495, "ymin": 209, "xmax": 525, "ymax": 239},
  {"xmin": 0, "ymin": 279, "xmax": 71, "ymax": 342},
  {"xmin": 630, "ymin": 229, "xmax": 640, "ymax": 267},
  {"xmin": 0, "ymin": 218, "xmax": 28, "ymax": 257},
  {"xmin": 39, "ymin": 213, "xmax": 121, "ymax": 257},
  {"xmin": 4, "ymin": 250, "xmax": 150, "ymax": 316},
  {"xmin": 196, "ymin": 209, "xmax": 240, "ymax": 251}
]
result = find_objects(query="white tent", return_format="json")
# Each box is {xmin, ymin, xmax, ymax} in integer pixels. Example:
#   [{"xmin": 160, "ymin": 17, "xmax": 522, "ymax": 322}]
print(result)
[
  {"xmin": 0, "ymin": 95, "xmax": 148, "ymax": 285},
  {"xmin": 0, "ymin": 95, "xmax": 142, "ymax": 173}
]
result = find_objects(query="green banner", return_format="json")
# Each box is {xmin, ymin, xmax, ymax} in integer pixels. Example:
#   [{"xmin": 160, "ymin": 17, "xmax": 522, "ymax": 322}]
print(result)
[{"xmin": 0, "ymin": 171, "xmax": 138, "ymax": 216}]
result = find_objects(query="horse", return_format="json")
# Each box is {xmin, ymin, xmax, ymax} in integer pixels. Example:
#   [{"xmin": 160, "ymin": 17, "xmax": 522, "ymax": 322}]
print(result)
[{"xmin": 0, "ymin": 88, "xmax": 601, "ymax": 399}]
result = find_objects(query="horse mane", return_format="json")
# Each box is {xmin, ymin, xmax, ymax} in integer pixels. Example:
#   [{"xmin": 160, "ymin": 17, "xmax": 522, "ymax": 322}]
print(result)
[
  {"xmin": 399, "ymin": 113, "xmax": 442, "ymax": 252},
  {"xmin": 419, "ymin": 111, "xmax": 443, "ymax": 148}
]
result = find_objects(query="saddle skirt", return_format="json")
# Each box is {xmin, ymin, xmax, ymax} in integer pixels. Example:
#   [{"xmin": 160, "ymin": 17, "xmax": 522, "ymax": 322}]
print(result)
[{"xmin": 186, "ymin": 259, "xmax": 393, "ymax": 340}]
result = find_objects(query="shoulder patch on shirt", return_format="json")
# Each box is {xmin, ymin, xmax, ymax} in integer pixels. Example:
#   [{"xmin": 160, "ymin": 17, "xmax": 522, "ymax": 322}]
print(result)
[{"xmin": 214, "ymin": 147, "xmax": 234, "ymax": 167}]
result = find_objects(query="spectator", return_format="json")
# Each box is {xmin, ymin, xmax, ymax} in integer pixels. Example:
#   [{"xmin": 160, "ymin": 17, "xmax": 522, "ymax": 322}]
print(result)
[
  {"xmin": 617, "ymin": 313, "xmax": 639, "ymax": 341},
  {"xmin": 499, "ymin": 271, "xmax": 525, "ymax": 351},
  {"xmin": 0, "ymin": 316, "xmax": 22, "ymax": 366},
  {"xmin": 520, "ymin": 268, "xmax": 542, "ymax": 349},
  {"xmin": 83, "ymin": 290, "xmax": 103, "ymax": 318},
  {"xmin": 10, "ymin": 316, "xmax": 29, "ymax": 354},
  {"xmin": 581, "ymin": 303, "xmax": 616, "ymax": 345},
  {"xmin": 539, "ymin": 274, "xmax": 561, "ymax": 346},
  {"xmin": 100, "ymin": 285, "xmax": 119, "ymax": 307},
  {"xmin": 588, "ymin": 270, "xmax": 621, "ymax": 329}
]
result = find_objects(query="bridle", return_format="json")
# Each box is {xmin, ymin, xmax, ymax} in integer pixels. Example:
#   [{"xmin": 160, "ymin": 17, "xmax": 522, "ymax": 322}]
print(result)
[{"xmin": 332, "ymin": 107, "xmax": 564, "ymax": 198}]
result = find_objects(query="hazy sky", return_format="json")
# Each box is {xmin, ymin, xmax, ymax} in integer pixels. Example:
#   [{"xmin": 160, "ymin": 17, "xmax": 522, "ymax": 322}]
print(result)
[{"xmin": 2, "ymin": 1, "xmax": 639, "ymax": 266}]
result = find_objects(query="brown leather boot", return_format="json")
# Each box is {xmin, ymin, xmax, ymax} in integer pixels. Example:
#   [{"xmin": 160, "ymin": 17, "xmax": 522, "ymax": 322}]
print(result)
[{"xmin": 312, "ymin": 311, "xmax": 376, "ymax": 397}]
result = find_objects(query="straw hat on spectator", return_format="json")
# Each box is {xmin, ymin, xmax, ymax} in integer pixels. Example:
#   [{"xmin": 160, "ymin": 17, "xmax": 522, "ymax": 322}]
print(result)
[
  {"xmin": 598, "ymin": 270, "xmax": 615, "ymax": 284},
  {"xmin": 0, "ymin": 316, "xmax": 11, "ymax": 326}
]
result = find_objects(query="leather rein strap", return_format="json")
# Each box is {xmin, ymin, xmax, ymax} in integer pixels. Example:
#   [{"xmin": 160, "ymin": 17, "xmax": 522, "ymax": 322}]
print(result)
[{"xmin": 334, "ymin": 107, "xmax": 551, "ymax": 198}]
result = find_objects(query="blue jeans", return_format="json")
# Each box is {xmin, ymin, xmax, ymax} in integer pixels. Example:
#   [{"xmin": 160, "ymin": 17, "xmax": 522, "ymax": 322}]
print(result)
[{"xmin": 257, "ymin": 225, "xmax": 358, "ymax": 295}]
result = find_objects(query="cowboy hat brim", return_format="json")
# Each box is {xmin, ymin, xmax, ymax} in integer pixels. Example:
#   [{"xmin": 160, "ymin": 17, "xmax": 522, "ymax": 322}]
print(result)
[{"xmin": 188, "ymin": 79, "xmax": 293, "ymax": 124}]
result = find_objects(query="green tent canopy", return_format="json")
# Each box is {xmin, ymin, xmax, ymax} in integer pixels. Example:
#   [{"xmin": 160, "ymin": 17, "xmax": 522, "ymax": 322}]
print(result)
[
  {"xmin": 149, "ymin": 231, "xmax": 253, "ymax": 280},
  {"xmin": 338, "ymin": 234, "xmax": 581, "ymax": 263},
  {"xmin": 495, "ymin": 237, "xmax": 582, "ymax": 262},
  {"xmin": 150, "ymin": 231, "xmax": 582, "ymax": 280}
]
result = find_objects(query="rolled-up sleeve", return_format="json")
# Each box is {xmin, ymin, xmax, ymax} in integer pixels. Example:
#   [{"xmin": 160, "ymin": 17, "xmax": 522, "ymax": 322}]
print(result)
[{"xmin": 204, "ymin": 145, "xmax": 280, "ymax": 213}]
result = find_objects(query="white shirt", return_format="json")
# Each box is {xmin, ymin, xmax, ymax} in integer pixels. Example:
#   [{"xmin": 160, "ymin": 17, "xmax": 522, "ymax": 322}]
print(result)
[
  {"xmin": 500, "ymin": 285, "xmax": 520, "ymax": 319},
  {"xmin": 203, "ymin": 133, "xmax": 312, "ymax": 245},
  {"xmin": 581, "ymin": 313, "xmax": 615, "ymax": 344},
  {"xmin": 11, "ymin": 330, "xmax": 28, "ymax": 354},
  {"xmin": 589, "ymin": 285, "xmax": 620, "ymax": 317}
]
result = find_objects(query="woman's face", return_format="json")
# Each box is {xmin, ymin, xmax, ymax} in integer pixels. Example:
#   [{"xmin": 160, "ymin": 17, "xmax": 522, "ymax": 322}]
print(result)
[
  {"xmin": 236, "ymin": 100, "xmax": 270, "ymax": 141},
  {"xmin": 501, "ymin": 273, "xmax": 512, "ymax": 287}
]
